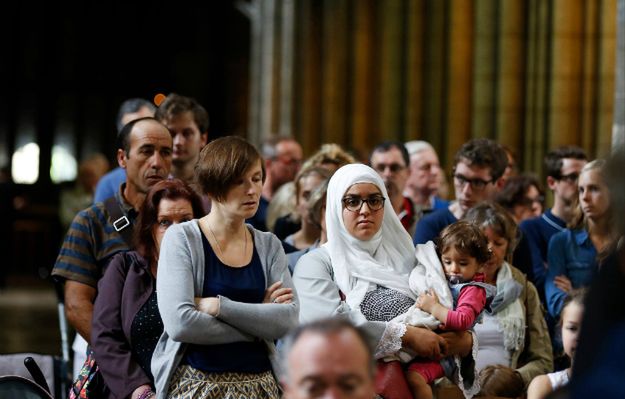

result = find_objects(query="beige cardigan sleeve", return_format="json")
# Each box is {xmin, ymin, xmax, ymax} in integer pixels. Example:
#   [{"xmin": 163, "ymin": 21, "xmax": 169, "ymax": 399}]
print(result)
[{"xmin": 513, "ymin": 269, "xmax": 554, "ymax": 386}]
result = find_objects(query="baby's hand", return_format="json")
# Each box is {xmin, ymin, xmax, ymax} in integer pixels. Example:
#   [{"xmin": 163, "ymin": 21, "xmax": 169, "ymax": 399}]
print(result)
[{"xmin": 416, "ymin": 290, "xmax": 440, "ymax": 313}]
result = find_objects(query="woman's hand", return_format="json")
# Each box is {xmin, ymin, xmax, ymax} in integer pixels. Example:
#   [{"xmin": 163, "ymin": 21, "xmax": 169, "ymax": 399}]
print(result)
[
  {"xmin": 402, "ymin": 326, "xmax": 448, "ymax": 359},
  {"xmin": 439, "ymin": 331, "xmax": 473, "ymax": 357},
  {"xmin": 195, "ymin": 297, "xmax": 220, "ymax": 316},
  {"xmin": 554, "ymin": 275, "xmax": 572, "ymax": 293},
  {"xmin": 263, "ymin": 281, "xmax": 294, "ymax": 304}
]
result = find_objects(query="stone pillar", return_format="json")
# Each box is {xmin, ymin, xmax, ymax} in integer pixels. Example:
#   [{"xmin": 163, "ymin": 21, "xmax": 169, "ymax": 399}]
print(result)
[
  {"xmin": 446, "ymin": 0, "xmax": 474, "ymax": 160},
  {"xmin": 472, "ymin": 0, "xmax": 498, "ymax": 139},
  {"xmin": 496, "ymin": 0, "xmax": 526, "ymax": 156},
  {"xmin": 279, "ymin": 0, "xmax": 295, "ymax": 138},
  {"xmin": 238, "ymin": 0, "xmax": 276, "ymax": 147},
  {"xmin": 613, "ymin": 0, "xmax": 625, "ymax": 149}
]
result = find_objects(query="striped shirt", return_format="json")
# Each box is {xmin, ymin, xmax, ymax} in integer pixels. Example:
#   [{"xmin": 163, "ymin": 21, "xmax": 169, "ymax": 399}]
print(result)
[{"xmin": 52, "ymin": 185, "xmax": 138, "ymax": 287}]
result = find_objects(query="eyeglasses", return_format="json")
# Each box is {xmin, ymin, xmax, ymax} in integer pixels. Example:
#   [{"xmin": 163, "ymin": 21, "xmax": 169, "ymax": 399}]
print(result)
[
  {"xmin": 417, "ymin": 162, "xmax": 440, "ymax": 172},
  {"xmin": 274, "ymin": 154, "xmax": 302, "ymax": 167},
  {"xmin": 557, "ymin": 172, "xmax": 580, "ymax": 184},
  {"xmin": 520, "ymin": 195, "xmax": 545, "ymax": 207},
  {"xmin": 342, "ymin": 195, "xmax": 386, "ymax": 212},
  {"xmin": 373, "ymin": 163, "xmax": 406, "ymax": 174},
  {"xmin": 453, "ymin": 174, "xmax": 494, "ymax": 191}
]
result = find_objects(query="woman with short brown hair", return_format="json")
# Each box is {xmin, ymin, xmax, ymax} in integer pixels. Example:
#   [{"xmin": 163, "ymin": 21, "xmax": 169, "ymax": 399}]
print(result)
[{"xmin": 153, "ymin": 136, "xmax": 298, "ymax": 399}]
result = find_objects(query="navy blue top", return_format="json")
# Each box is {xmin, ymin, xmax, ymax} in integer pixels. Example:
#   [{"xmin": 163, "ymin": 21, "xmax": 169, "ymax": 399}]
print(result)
[
  {"xmin": 545, "ymin": 228, "xmax": 598, "ymax": 319},
  {"xmin": 511, "ymin": 232, "xmax": 540, "ymax": 290},
  {"xmin": 130, "ymin": 288, "xmax": 163, "ymax": 381},
  {"xmin": 183, "ymin": 234, "xmax": 271, "ymax": 373},
  {"xmin": 520, "ymin": 209, "xmax": 567, "ymax": 291},
  {"xmin": 413, "ymin": 207, "xmax": 458, "ymax": 245},
  {"xmin": 432, "ymin": 196, "xmax": 450, "ymax": 210}
]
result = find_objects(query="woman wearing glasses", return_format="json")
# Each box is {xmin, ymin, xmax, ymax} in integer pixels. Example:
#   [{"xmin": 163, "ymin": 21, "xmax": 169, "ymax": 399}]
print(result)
[
  {"xmin": 293, "ymin": 163, "xmax": 473, "ymax": 396},
  {"xmin": 495, "ymin": 175, "xmax": 545, "ymax": 224},
  {"xmin": 545, "ymin": 159, "xmax": 618, "ymax": 322}
]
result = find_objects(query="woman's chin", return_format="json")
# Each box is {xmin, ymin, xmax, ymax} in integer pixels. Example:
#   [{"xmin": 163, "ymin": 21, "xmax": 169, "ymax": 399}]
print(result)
[{"xmin": 353, "ymin": 232, "xmax": 375, "ymax": 241}]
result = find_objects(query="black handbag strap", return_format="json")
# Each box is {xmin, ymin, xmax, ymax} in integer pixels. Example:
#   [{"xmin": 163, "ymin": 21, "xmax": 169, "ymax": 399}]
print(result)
[{"xmin": 104, "ymin": 196, "xmax": 133, "ymax": 247}]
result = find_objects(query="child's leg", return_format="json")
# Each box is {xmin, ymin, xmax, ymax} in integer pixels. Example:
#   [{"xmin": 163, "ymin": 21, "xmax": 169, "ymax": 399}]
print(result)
[
  {"xmin": 406, "ymin": 361, "xmax": 444, "ymax": 399},
  {"xmin": 406, "ymin": 369, "xmax": 432, "ymax": 399}
]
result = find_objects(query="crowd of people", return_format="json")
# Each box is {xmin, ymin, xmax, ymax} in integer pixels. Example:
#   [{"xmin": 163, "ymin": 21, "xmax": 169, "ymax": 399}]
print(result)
[{"xmin": 49, "ymin": 94, "xmax": 625, "ymax": 398}]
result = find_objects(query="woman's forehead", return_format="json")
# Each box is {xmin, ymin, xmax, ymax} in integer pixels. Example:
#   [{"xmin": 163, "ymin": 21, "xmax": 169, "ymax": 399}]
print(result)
[{"xmin": 344, "ymin": 182, "xmax": 381, "ymax": 195}]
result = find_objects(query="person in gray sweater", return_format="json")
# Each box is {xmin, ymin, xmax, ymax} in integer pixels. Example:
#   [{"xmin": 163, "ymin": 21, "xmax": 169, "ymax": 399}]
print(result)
[{"xmin": 152, "ymin": 136, "xmax": 298, "ymax": 399}]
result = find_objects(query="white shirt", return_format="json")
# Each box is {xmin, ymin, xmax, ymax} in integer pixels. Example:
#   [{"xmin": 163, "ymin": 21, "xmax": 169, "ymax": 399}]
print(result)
[{"xmin": 474, "ymin": 313, "xmax": 512, "ymax": 371}]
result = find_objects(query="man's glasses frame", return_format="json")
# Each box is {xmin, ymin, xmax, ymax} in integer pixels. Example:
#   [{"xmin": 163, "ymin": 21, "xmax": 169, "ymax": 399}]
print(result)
[
  {"xmin": 452, "ymin": 173, "xmax": 494, "ymax": 191},
  {"xmin": 273, "ymin": 154, "xmax": 302, "ymax": 167},
  {"xmin": 372, "ymin": 163, "xmax": 406, "ymax": 174},
  {"xmin": 556, "ymin": 172, "xmax": 580, "ymax": 184}
]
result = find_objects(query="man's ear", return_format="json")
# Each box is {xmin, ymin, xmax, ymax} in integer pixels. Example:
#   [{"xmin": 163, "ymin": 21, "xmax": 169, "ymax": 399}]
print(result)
[
  {"xmin": 494, "ymin": 177, "xmax": 506, "ymax": 189},
  {"xmin": 117, "ymin": 149, "xmax": 127, "ymax": 169},
  {"xmin": 546, "ymin": 176, "xmax": 557, "ymax": 191},
  {"xmin": 201, "ymin": 132, "xmax": 208, "ymax": 147}
]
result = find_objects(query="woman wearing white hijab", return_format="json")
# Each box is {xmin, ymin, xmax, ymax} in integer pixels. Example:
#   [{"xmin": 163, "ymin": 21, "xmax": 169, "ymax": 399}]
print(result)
[{"xmin": 293, "ymin": 164, "xmax": 472, "ymax": 361}]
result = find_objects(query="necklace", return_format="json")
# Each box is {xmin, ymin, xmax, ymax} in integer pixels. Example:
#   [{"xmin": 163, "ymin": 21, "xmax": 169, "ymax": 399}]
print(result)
[{"xmin": 206, "ymin": 220, "xmax": 248, "ymax": 260}]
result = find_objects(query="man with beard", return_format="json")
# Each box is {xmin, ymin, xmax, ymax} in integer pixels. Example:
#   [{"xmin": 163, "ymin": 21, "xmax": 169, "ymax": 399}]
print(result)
[
  {"xmin": 369, "ymin": 141, "xmax": 416, "ymax": 235},
  {"xmin": 520, "ymin": 146, "xmax": 587, "ymax": 293}
]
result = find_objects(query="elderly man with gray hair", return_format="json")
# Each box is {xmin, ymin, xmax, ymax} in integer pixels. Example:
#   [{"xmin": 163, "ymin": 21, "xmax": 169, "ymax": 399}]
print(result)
[{"xmin": 404, "ymin": 141, "xmax": 449, "ymax": 216}]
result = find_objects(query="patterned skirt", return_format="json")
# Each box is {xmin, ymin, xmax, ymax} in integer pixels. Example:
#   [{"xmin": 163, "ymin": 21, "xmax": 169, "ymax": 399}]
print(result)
[{"xmin": 167, "ymin": 364, "xmax": 280, "ymax": 399}]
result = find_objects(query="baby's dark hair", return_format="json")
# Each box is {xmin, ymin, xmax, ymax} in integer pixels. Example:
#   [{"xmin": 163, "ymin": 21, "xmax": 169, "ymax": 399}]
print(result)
[
  {"xmin": 478, "ymin": 365, "xmax": 525, "ymax": 398},
  {"xmin": 560, "ymin": 288, "xmax": 587, "ymax": 324},
  {"xmin": 436, "ymin": 220, "xmax": 491, "ymax": 264}
]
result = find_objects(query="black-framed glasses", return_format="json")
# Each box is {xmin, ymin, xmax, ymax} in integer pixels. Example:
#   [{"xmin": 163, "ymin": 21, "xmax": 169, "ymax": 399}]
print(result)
[
  {"xmin": 274, "ymin": 154, "xmax": 302, "ymax": 168},
  {"xmin": 372, "ymin": 163, "xmax": 406, "ymax": 174},
  {"xmin": 453, "ymin": 174, "xmax": 494, "ymax": 191},
  {"xmin": 557, "ymin": 172, "xmax": 580, "ymax": 184},
  {"xmin": 342, "ymin": 195, "xmax": 386, "ymax": 212},
  {"xmin": 520, "ymin": 195, "xmax": 545, "ymax": 208}
]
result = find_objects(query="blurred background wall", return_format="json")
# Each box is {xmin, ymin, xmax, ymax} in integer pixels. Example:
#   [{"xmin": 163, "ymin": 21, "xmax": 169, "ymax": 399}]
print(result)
[
  {"xmin": 248, "ymin": 0, "xmax": 617, "ymax": 174},
  {"xmin": 0, "ymin": 0, "xmax": 620, "ymax": 283}
]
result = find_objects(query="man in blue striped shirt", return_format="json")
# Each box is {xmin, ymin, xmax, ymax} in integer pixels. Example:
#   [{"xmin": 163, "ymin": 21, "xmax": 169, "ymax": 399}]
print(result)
[{"xmin": 52, "ymin": 117, "xmax": 173, "ymax": 346}]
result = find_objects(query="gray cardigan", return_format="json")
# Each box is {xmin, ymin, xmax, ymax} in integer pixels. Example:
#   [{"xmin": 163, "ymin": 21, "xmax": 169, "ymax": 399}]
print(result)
[
  {"xmin": 151, "ymin": 220, "xmax": 299, "ymax": 398},
  {"xmin": 292, "ymin": 247, "xmax": 388, "ymax": 353}
]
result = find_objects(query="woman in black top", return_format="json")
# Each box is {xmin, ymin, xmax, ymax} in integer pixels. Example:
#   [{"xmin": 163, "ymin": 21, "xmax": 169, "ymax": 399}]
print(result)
[{"xmin": 92, "ymin": 179, "xmax": 204, "ymax": 399}]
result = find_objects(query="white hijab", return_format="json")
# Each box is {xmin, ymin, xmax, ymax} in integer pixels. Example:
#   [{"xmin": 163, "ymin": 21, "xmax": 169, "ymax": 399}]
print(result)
[{"xmin": 324, "ymin": 164, "xmax": 417, "ymax": 311}]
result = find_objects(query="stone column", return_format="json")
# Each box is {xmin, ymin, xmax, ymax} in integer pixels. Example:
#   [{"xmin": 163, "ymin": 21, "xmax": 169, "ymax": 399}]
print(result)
[{"xmin": 613, "ymin": 0, "xmax": 625, "ymax": 149}]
